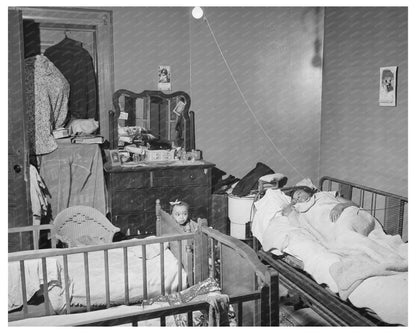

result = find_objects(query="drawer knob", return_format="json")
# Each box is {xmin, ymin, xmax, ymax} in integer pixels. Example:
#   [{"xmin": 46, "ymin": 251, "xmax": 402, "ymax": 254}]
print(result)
[{"xmin": 189, "ymin": 174, "xmax": 195, "ymax": 180}]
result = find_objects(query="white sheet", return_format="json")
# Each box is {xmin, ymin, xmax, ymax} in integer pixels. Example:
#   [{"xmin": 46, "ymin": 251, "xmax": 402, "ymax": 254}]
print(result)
[
  {"xmin": 67, "ymin": 243, "xmax": 186, "ymax": 307},
  {"xmin": 8, "ymin": 257, "xmax": 67, "ymax": 312}
]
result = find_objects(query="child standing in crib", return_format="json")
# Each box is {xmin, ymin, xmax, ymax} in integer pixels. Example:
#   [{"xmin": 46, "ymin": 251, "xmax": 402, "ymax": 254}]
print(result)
[{"xmin": 170, "ymin": 200, "xmax": 200, "ymax": 233}]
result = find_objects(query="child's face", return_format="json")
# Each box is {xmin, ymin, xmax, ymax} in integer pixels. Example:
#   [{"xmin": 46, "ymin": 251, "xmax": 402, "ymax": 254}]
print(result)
[{"xmin": 172, "ymin": 205, "xmax": 188, "ymax": 225}]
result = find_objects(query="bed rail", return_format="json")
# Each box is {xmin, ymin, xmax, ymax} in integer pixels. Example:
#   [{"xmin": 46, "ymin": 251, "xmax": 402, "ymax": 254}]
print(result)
[
  {"xmin": 8, "ymin": 224, "xmax": 56, "ymax": 252},
  {"xmin": 196, "ymin": 226, "xmax": 278, "ymax": 326},
  {"xmin": 9, "ymin": 216, "xmax": 278, "ymax": 326},
  {"xmin": 258, "ymin": 250, "xmax": 376, "ymax": 326},
  {"xmin": 156, "ymin": 201, "xmax": 278, "ymax": 326},
  {"xmin": 8, "ymin": 233, "xmax": 193, "ymax": 320},
  {"xmin": 319, "ymin": 176, "xmax": 408, "ymax": 241}
]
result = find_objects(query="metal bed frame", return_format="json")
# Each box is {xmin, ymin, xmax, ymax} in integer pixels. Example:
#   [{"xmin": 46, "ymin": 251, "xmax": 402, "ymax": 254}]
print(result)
[{"xmin": 257, "ymin": 176, "xmax": 408, "ymax": 326}]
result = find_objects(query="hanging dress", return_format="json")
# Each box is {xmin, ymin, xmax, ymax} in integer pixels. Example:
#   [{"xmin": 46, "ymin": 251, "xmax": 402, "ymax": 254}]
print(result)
[{"xmin": 24, "ymin": 54, "xmax": 70, "ymax": 155}]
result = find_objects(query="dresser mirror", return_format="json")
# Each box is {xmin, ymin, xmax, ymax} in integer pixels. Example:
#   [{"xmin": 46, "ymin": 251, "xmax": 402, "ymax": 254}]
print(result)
[{"xmin": 109, "ymin": 89, "xmax": 195, "ymax": 151}]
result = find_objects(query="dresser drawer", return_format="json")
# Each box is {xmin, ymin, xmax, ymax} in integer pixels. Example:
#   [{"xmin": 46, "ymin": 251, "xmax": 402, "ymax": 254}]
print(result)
[
  {"xmin": 110, "ymin": 171, "xmax": 150, "ymax": 190},
  {"xmin": 111, "ymin": 189, "xmax": 146, "ymax": 212},
  {"xmin": 152, "ymin": 168, "xmax": 210, "ymax": 187}
]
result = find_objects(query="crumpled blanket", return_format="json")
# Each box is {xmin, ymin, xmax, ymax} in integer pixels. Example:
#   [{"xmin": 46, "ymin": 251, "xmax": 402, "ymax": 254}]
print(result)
[
  {"xmin": 144, "ymin": 277, "xmax": 232, "ymax": 326},
  {"xmin": 328, "ymin": 226, "xmax": 408, "ymax": 299}
]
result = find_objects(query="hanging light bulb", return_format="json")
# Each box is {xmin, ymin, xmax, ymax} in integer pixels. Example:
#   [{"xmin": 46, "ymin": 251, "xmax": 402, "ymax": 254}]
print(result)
[{"xmin": 192, "ymin": 7, "xmax": 204, "ymax": 19}]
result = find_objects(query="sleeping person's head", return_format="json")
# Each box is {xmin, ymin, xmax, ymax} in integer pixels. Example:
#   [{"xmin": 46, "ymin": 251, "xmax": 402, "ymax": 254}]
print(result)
[{"xmin": 290, "ymin": 186, "xmax": 317, "ymax": 204}]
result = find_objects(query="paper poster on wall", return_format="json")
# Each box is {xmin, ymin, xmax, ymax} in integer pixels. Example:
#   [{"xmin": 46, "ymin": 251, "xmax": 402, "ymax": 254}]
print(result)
[
  {"xmin": 158, "ymin": 65, "xmax": 171, "ymax": 91},
  {"xmin": 379, "ymin": 66, "xmax": 397, "ymax": 107}
]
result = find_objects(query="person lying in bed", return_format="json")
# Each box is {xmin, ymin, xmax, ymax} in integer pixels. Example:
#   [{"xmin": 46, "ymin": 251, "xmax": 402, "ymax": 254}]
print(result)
[
  {"xmin": 170, "ymin": 200, "xmax": 200, "ymax": 233},
  {"xmin": 281, "ymin": 186, "xmax": 406, "ymax": 263},
  {"xmin": 283, "ymin": 186, "xmax": 374, "ymax": 235},
  {"xmin": 259, "ymin": 184, "xmax": 407, "ymax": 325}
]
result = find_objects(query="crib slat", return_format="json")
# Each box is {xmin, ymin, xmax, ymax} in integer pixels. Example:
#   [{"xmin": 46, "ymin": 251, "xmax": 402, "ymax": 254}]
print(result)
[
  {"xmin": 187, "ymin": 311, "xmax": 193, "ymax": 326},
  {"xmin": 19, "ymin": 260, "xmax": 28, "ymax": 316},
  {"xmin": 142, "ymin": 245, "xmax": 147, "ymax": 300},
  {"xmin": 123, "ymin": 247, "xmax": 129, "ymax": 304},
  {"xmin": 160, "ymin": 242, "xmax": 165, "ymax": 295},
  {"xmin": 83, "ymin": 252, "xmax": 91, "ymax": 311},
  {"xmin": 104, "ymin": 249, "xmax": 110, "ymax": 307},
  {"xmin": 219, "ymin": 243, "xmax": 223, "ymax": 289},
  {"xmin": 41, "ymin": 258, "xmax": 51, "ymax": 315},
  {"xmin": 370, "ymin": 193, "xmax": 376, "ymax": 216},
  {"xmin": 33, "ymin": 227, "xmax": 39, "ymax": 250},
  {"xmin": 178, "ymin": 240, "xmax": 182, "ymax": 291},
  {"xmin": 63, "ymin": 254, "xmax": 71, "ymax": 314},
  {"xmin": 359, "ymin": 189, "xmax": 364, "ymax": 207},
  {"xmin": 210, "ymin": 238, "xmax": 215, "ymax": 279},
  {"xmin": 237, "ymin": 301, "xmax": 243, "ymax": 326},
  {"xmin": 398, "ymin": 200, "xmax": 405, "ymax": 237}
]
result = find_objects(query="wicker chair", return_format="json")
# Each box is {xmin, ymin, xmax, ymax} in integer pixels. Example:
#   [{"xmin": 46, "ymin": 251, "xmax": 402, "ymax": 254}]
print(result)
[{"xmin": 53, "ymin": 206, "xmax": 120, "ymax": 247}]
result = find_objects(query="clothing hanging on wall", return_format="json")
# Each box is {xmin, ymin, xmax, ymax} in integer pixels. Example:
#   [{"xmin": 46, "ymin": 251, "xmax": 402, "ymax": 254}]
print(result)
[
  {"xmin": 24, "ymin": 54, "xmax": 69, "ymax": 155},
  {"xmin": 44, "ymin": 37, "xmax": 98, "ymax": 122}
]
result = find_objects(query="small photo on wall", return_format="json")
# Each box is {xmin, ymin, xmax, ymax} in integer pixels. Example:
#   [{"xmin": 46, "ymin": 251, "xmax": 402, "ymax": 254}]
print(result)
[
  {"xmin": 158, "ymin": 65, "xmax": 171, "ymax": 91},
  {"xmin": 379, "ymin": 66, "xmax": 397, "ymax": 106}
]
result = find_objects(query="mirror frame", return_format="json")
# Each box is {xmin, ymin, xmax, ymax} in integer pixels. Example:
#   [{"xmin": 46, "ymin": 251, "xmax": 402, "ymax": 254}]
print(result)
[{"xmin": 109, "ymin": 89, "xmax": 194, "ymax": 151}]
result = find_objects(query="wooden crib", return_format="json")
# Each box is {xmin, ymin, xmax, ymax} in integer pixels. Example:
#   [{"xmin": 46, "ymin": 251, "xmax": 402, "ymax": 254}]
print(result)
[{"xmin": 8, "ymin": 201, "xmax": 279, "ymax": 326}]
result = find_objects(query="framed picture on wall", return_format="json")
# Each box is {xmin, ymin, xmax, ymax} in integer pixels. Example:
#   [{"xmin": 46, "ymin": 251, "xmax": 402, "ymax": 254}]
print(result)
[
  {"xmin": 379, "ymin": 66, "xmax": 397, "ymax": 106},
  {"xmin": 158, "ymin": 65, "xmax": 171, "ymax": 91}
]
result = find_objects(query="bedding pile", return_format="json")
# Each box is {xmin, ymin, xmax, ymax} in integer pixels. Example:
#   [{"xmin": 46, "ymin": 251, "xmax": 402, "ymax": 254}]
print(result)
[{"xmin": 252, "ymin": 187, "xmax": 408, "ymax": 325}]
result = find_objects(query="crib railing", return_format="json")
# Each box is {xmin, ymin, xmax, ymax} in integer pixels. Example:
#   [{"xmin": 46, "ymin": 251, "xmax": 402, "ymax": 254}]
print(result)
[
  {"xmin": 319, "ymin": 176, "xmax": 408, "ymax": 241},
  {"xmin": 8, "ymin": 233, "xmax": 194, "ymax": 318},
  {"xmin": 8, "ymin": 224, "xmax": 56, "ymax": 252},
  {"xmin": 9, "ymin": 225, "xmax": 278, "ymax": 326},
  {"xmin": 196, "ymin": 226, "xmax": 279, "ymax": 326}
]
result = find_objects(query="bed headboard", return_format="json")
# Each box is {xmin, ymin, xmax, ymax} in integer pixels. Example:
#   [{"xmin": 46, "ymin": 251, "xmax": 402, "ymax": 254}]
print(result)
[{"xmin": 319, "ymin": 176, "xmax": 408, "ymax": 242}]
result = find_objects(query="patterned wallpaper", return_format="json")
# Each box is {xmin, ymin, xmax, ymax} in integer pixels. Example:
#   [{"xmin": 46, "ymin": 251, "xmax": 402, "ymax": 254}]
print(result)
[
  {"xmin": 320, "ymin": 7, "xmax": 408, "ymax": 197},
  {"xmin": 112, "ymin": 7, "xmax": 324, "ymax": 184}
]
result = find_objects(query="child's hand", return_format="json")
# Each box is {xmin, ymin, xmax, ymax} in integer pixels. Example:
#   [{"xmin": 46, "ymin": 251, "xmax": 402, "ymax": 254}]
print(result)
[
  {"xmin": 282, "ymin": 204, "xmax": 293, "ymax": 217},
  {"xmin": 330, "ymin": 203, "xmax": 348, "ymax": 222}
]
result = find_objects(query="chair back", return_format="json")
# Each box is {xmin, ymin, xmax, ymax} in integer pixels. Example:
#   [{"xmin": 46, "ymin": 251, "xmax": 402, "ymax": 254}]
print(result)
[{"xmin": 53, "ymin": 206, "xmax": 120, "ymax": 247}]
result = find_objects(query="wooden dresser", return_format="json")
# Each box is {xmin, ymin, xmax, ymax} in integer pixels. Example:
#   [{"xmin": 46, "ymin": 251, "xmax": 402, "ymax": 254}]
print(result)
[{"xmin": 104, "ymin": 160, "xmax": 214, "ymax": 236}]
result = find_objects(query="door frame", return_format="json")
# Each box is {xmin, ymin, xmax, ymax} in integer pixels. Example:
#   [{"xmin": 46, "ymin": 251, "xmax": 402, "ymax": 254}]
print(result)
[{"xmin": 20, "ymin": 7, "xmax": 115, "ymax": 140}]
